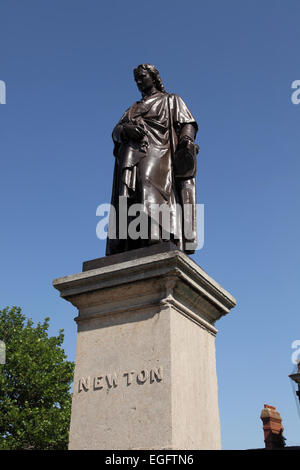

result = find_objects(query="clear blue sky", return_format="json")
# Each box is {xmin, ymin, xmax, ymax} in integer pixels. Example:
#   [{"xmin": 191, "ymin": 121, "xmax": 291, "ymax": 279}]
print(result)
[{"xmin": 1, "ymin": 0, "xmax": 300, "ymax": 450}]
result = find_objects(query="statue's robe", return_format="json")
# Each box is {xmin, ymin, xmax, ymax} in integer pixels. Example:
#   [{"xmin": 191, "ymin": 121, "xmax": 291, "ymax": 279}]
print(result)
[{"xmin": 106, "ymin": 92, "xmax": 198, "ymax": 255}]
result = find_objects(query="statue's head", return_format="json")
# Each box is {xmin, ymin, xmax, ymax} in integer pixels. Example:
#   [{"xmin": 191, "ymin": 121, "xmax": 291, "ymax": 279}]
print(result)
[{"xmin": 133, "ymin": 64, "xmax": 166, "ymax": 94}]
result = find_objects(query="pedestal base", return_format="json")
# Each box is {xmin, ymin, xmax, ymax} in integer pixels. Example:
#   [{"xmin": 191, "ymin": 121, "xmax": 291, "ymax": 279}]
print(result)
[{"xmin": 53, "ymin": 245, "xmax": 236, "ymax": 450}]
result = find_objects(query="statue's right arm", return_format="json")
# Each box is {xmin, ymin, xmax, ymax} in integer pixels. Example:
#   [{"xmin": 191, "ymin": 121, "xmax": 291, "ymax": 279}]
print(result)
[
  {"xmin": 112, "ymin": 124, "xmax": 125, "ymax": 143},
  {"xmin": 112, "ymin": 107, "xmax": 146, "ymax": 145},
  {"xmin": 113, "ymin": 122, "xmax": 147, "ymax": 144},
  {"xmin": 112, "ymin": 109, "xmax": 129, "ymax": 144}
]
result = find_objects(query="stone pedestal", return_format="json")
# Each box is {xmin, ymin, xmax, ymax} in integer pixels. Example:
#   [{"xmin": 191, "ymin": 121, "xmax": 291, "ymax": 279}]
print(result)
[{"xmin": 53, "ymin": 244, "xmax": 236, "ymax": 450}]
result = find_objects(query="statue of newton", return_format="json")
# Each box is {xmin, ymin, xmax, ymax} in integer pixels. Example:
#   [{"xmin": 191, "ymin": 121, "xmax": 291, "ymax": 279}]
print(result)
[{"xmin": 106, "ymin": 64, "xmax": 199, "ymax": 256}]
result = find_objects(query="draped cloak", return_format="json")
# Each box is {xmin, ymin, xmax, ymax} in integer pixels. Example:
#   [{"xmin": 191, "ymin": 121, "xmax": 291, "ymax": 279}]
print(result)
[{"xmin": 106, "ymin": 92, "xmax": 198, "ymax": 255}]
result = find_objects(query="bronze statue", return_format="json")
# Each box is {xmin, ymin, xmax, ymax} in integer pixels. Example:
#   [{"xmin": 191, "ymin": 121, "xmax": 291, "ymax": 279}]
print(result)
[{"xmin": 106, "ymin": 64, "xmax": 199, "ymax": 256}]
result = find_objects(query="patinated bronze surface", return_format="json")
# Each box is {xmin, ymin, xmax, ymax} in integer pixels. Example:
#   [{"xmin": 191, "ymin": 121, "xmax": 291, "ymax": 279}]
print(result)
[{"xmin": 106, "ymin": 64, "xmax": 199, "ymax": 256}]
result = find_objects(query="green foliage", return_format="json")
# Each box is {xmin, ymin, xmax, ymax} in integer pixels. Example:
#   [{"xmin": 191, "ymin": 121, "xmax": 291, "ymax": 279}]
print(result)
[{"xmin": 0, "ymin": 306, "xmax": 74, "ymax": 450}]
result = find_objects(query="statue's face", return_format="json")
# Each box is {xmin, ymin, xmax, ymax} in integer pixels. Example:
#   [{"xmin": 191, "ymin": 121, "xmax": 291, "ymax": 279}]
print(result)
[{"xmin": 134, "ymin": 69, "xmax": 154, "ymax": 94}]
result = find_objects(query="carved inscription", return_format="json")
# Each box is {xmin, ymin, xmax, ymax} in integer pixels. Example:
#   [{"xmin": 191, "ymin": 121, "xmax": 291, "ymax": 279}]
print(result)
[{"xmin": 78, "ymin": 367, "xmax": 163, "ymax": 393}]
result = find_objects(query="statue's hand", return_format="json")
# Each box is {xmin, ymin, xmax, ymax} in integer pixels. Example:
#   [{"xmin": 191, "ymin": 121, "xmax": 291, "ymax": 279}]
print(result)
[
  {"xmin": 178, "ymin": 135, "xmax": 194, "ymax": 148},
  {"xmin": 122, "ymin": 123, "xmax": 147, "ymax": 142},
  {"xmin": 178, "ymin": 135, "xmax": 199, "ymax": 155}
]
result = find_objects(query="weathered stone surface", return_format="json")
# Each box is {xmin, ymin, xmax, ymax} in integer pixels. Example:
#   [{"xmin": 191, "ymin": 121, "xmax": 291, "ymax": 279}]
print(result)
[{"xmin": 53, "ymin": 248, "xmax": 236, "ymax": 450}]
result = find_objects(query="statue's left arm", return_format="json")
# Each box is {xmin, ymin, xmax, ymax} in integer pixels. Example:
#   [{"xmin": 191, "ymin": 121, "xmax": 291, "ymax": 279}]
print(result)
[
  {"xmin": 170, "ymin": 95, "xmax": 199, "ymax": 180},
  {"xmin": 171, "ymin": 95, "xmax": 198, "ymax": 253},
  {"xmin": 171, "ymin": 95, "xmax": 198, "ymax": 144}
]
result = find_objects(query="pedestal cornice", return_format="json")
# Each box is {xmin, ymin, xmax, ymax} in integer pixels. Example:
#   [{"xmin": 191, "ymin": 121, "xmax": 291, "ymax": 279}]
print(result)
[{"xmin": 53, "ymin": 249, "xmax": 236, "ymax": 332}]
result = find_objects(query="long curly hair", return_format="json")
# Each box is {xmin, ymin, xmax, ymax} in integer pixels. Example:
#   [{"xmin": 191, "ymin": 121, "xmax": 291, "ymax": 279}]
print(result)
[{"xmin": 133, "ymin": 64, "xmax": 166, "ymax": 93}]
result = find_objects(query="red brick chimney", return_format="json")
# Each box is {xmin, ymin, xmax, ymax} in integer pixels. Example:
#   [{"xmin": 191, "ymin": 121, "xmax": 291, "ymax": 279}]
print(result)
[{"xmin": 260, "ymin": 404, "xmax": 286, "ymax": 449}]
